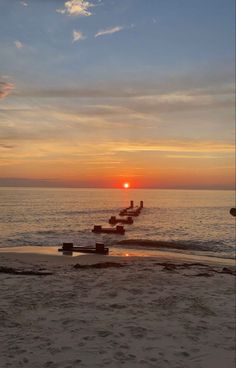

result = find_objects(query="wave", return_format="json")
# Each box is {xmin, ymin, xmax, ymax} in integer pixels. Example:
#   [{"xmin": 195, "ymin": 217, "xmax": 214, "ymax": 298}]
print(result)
[
  {"xmin": 116, "ymin": 239, "xmax": 232, "ymax": 254},
  {"xmin": 61, "ymin": 208, "xmax": 116, "ymax": 216}
]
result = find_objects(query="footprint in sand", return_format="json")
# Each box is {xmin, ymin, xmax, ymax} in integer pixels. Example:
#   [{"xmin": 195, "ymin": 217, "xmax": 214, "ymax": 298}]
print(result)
[
  {"xmin": 127, "ymin": 326, "xmax": 147, "ymax": 339},
  {"xmin": 119, "ymin": 344, "xmax": 129, "ymax": 350},
  {"xmin": 128, "ymin": 288, "xmax": 143, "ymax": 296},
  {"xmin": 83, "ymin": 335, "xmax": 95, "ymax": 341},
  {"xmin": 107, "ymin": 291, "xmax": 118, "ymax": 298},
  {"xmin": 44, "ymin": 361, "xmax": 57, "ymax": 368},
  {"xmin": 109, "ymin": 303, "xmax": 126, "ymax": 309},
  {"xmin": 149, "ymin": 357, "xmax": 158, "ymax": 362},
  {"xmin": 97, "ymin": 330, "xmax": 112, "ymax": 337},
  {"xmin": 175, "ymin": 351, "xmax": 190, "ymax": 357},
  {"xmin": 113, "ymin": 351, "xmax": 127, "ymax": 362}
]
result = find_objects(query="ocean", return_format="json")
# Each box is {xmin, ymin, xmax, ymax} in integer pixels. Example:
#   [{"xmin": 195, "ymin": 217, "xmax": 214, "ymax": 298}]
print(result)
[{"xmin": 0, "ymin": 188, "xmax": 235, "ymax": 260}]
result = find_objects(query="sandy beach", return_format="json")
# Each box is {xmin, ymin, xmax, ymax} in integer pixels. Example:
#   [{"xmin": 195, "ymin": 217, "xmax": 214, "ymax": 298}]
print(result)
[{"xmin": 0, "ymin": 248, "xmax": 235, "ymax": 368}]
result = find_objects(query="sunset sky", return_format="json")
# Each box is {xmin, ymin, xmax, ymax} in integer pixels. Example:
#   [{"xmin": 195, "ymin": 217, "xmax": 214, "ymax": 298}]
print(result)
[{"xmin": 0, "ymin": 0, "xmax": 235, "ymax": 189}]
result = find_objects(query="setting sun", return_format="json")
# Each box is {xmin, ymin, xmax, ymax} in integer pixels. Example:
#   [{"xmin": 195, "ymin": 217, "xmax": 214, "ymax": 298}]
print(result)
[{"xmin": 123, "ymin": 183, "xmax": 130, "ymax": 189}]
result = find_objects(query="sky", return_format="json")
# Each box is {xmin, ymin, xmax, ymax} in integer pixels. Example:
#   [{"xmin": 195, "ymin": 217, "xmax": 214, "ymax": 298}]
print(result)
[{"xmin": 0, "ymin": 0, "xmax": 235, "ymax": 189}]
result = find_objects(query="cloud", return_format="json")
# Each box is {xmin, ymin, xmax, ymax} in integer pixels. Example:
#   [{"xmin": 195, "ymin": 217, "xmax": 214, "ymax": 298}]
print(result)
[
  {"xmin": 14, "ymin": 41, "xmax": 24, "ymax": 49},
  {"xmin": 0, "ymin": 178, "xmax": 63, "ymax": 188},
  {"xmin": 13, "ymin": 86, "xmax": 140, "ymax": 98},
  {"xmin": 128, "ymin": 92, "xmax": 234, "ymax": 115},
  {"xmin": 57, "ymin": 0, "xmax": 94, "ymax": 17},
  {"xmin": 95, "ymin": 26, "xmax": 124, "ymax": 38},
  {"xmin": 12, "ymin": 83, "xmax": 234, "ymax": 115},
  {"xmin": 20, "ymin": 1, "xmax": 28, "ymax": 6},
  {"xmin": 0, "ymin": 144, "xmax": 15, "ymax": 150},
  {"xmin": 0, "ymin": 81, "xmax": 14, "ymax": 99},
  {"xmin": 112, "ymin": 141, "xmax": 235, "ymax": 154},
  {"xmin": 73, "ymin": 30, "xmax": 85, "ymax": 42}
]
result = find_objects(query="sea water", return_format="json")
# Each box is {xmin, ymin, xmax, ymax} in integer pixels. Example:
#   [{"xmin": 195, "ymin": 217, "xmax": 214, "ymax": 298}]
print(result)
[{"xmin": 0, "ymin": 188, "xmax": 235, "ymax": 260}]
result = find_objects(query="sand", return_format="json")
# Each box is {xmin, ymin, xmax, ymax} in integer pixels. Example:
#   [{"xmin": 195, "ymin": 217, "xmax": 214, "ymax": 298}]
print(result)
[{"xmin": 0, "ymin": 248, "xmax": 235, "ymax": 368}]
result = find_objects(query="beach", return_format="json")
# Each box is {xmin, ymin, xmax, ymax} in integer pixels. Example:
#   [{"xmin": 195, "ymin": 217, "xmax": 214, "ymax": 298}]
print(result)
[{"xmin": 0, "ymin": 249, "xmax": 235, "ymax": 368}]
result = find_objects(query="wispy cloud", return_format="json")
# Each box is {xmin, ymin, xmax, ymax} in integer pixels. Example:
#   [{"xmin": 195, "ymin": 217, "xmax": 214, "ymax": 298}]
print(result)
[
  {"xmin": 95, "ymin": 26, "xmax": 124, "ymax": 38},
  {"xmin": 12, "ymin": 82, "xmax": 234, "ymax": 115},
  {"xmin": 14, "ymin": 41, "xmax": 24, "ymax": 49},
  {"xmin": 13, "ymin": 85, "xmax": 141, "ymax": 98},
  {"xmin": 57, "ymin": 0, "xmax": 94, "ymax": 17},
  {"xmin": 20, "ymin": 1, "xmax": 28, "ymax": 6},
  {"xmin": 112, "ymin": 141, "xmax": 235, "ymax": 153},
  {"xmin": 73, "ymin": 30, "xmax": 85, "ymax": 42},
  {"xmin": 0, "ymin": 81, "xmax": 14, "ymax": 99}
]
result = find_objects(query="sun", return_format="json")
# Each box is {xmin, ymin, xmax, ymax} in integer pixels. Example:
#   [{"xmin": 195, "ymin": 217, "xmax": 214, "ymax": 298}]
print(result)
[{"xmin": 123, "ymin": 182, "xmax": 130, "ymax": 189}]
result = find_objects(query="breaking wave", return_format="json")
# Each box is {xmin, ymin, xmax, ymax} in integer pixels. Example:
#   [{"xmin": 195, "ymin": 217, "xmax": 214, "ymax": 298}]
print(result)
[{"xmin": 117, "ymin": 239, "xmax": 234, "ymax": 256}]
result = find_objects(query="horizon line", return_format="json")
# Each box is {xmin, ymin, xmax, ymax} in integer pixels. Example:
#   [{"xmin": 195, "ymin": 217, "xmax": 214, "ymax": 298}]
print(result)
[{"xmin": 0, "ymin": 185, "xmax": 234, "ymax": 191}]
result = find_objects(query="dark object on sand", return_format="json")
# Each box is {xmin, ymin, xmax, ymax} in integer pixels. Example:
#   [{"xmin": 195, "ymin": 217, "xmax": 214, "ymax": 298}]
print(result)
[
  {"xmin": 162, "ymin": 264, "xmax": 177, "ymax": 271},
  {"xmin": 73, "ymin": 262, "xmax": 124, "ymax": 269},
  {"xmin": 154, "ymin": 262, "xmax": 236, "ymax": 277},
  {"xmin": 195, "ymin": 272, "xmax": 213, "ymax": 277},
  {"xmin": 0, "ymin": 266, "xmax": 53, "ymax": 276},
  {"xmin": 58, "ymin": 242, "xmax": 109, "ymax": 255},
  {"xmin": 109, "ymin": 216, "xmax": 133, "ymax": 225},
  {"xmin": 229, "ymin": 208, "xmax": 236, "ymax": 217},
  {"xmin": 92, "ymin": 225, "xmax": 125, "ymax": 235},
  {"xmin": 221, "ymin": 267, "xmax": 236, "ymax": 276}
]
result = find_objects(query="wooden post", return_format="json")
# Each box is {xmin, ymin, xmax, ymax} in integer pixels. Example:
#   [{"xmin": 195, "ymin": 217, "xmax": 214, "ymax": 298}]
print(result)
[
  {"xmin": 62, "ymin": 243, "xmax": 73, "ymax": 250},
  {"xmin": 96, "ymin": 243, "xmax": 105, "ymax": 253}
]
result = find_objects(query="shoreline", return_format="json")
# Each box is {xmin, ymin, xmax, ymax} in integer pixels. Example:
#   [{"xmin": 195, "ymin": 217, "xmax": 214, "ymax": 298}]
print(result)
[{"xmin": 0, "ymin": 245, "xmax": 235, "ymax": 267}]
